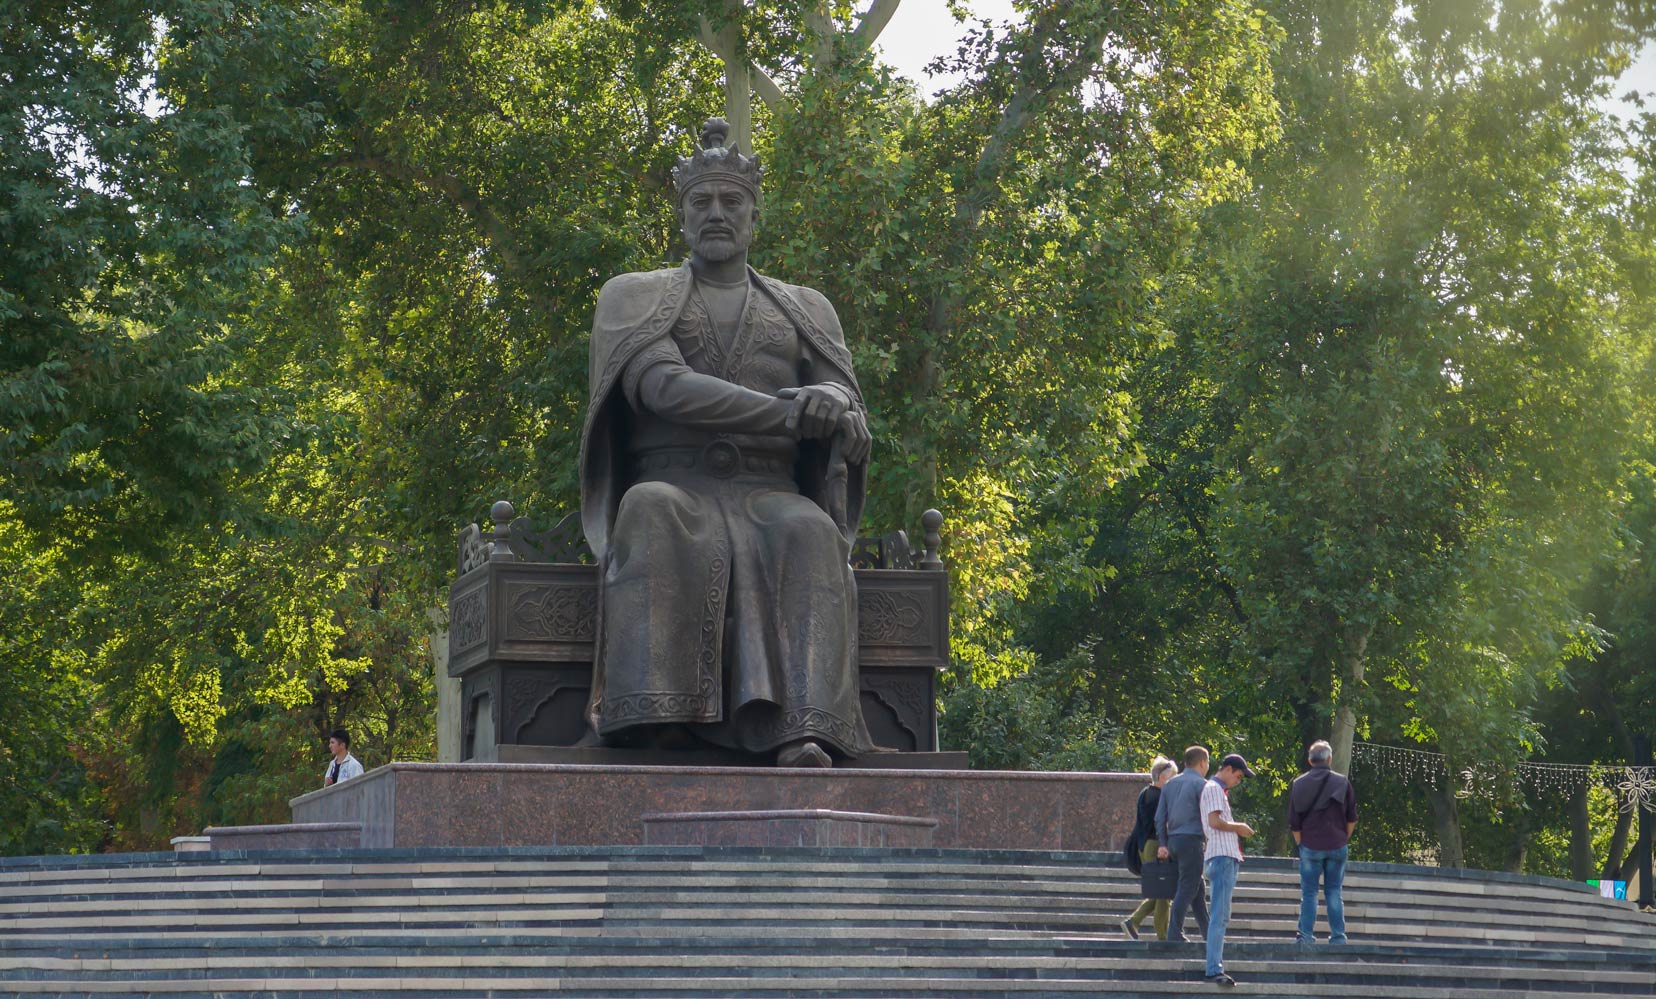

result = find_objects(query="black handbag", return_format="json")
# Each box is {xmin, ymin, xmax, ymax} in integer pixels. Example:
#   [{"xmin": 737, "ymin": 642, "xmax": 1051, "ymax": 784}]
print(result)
[
  {"xmin": 1140, "ymin": 859, "xmax": 1178, "ymax": 899},
  {"xmin": 1121, "ymin": 823, "xmax": 1144, "ymax": 875}
]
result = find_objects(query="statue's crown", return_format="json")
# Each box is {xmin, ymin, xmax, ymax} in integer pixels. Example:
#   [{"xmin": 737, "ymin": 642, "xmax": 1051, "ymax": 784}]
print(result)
[{"xmin": 673, "ymin": 118, "xmax": 762, "ymax": 203}]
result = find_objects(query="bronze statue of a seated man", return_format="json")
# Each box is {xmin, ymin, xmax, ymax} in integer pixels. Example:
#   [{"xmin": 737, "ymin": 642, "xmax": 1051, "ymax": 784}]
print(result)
[{"xmin": 577, "ymin": 119, "xmax": 874, "ymax": 768}]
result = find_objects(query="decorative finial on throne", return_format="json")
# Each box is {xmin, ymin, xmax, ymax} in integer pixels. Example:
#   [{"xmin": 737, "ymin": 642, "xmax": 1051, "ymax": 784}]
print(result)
[
  {"xmin": 920, "ymin": 509, "xmax": 944, "ymax": 570},
  {"xmin": 490, "ymin": 500, "xmax": 516, "ymax": 561}
]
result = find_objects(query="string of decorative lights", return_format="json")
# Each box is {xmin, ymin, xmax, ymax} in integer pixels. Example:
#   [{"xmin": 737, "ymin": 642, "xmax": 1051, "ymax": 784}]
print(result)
[{"xmin": 1350, "ymin": 742, "xmax": 1654, "ymax": 813}]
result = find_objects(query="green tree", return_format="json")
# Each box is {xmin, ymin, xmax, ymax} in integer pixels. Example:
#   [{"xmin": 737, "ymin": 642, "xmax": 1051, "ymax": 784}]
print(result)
[
  {"xmin": 1023, "ymin": 0, "xmax": 1655, "ymax": 864},
  {"xmin": 1, "ymin": 0, "xmax": 328, "ymax": 851}
]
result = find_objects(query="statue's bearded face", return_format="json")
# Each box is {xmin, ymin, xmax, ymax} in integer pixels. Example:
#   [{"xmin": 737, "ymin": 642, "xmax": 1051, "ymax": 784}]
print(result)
[{"xmin": 680, "ymin": 179, "xmax": 757, "ymax": 262}]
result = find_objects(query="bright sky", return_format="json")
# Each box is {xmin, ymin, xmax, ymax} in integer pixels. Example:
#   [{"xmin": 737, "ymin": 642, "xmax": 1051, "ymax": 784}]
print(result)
[
  {"xmin": 874, "ymin": 0, "xmax": 1020, "ymax": 95},
  {"xmin": 1610, "ymin": 44, "xmax": 1656, "ymax": 120},
  {"xmin": 872, "ymin": 0, "xmax": 1655, "ymax": 117}
]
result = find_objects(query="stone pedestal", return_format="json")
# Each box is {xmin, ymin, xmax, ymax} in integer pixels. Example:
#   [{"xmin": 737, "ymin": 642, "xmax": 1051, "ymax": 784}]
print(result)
[
  {"xmin": 202, "ymin": 821, "xmax": 364, "ymax": 851},
  {"xmin": 289, "ymin": 762, "xmax": 1145, "ymax": 852},
  {"xmin": 493, "ymin": 745, "xmax": 968, "ymax": 769},
  {"xmin": 641, "ymin": 809, "xmax": 937, "ymax": 848}
]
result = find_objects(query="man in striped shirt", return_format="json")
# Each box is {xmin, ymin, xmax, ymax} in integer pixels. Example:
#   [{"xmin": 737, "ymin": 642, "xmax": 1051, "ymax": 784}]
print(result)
[{"xmin": 1201, "ymin": 753, "xmax": 1256, "ymax": 987}]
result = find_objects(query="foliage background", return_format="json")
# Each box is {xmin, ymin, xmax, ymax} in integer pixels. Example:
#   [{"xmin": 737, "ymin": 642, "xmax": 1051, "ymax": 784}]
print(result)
[{"xmin": 2, "ymin": 0, "xmax": 1653, "ymax": 878}]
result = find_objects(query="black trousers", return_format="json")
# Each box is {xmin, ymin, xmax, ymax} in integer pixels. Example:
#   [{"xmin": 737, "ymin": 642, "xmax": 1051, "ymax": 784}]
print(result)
[{"xmin": 1166, "ymin": 833, "xmax": 1210, "ymax": 940}]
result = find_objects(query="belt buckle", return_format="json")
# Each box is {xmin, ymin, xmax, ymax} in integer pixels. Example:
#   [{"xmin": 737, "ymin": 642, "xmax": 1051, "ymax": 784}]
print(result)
[{"xmin": 702, "ymin": 440, "xmax": 740, "ymax": 478}]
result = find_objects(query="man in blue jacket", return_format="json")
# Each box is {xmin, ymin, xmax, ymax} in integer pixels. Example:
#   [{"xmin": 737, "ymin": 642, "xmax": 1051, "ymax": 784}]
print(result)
[{"xmin": 1154, "ymin": 745, "xmax": 1212, "ymax": 941}]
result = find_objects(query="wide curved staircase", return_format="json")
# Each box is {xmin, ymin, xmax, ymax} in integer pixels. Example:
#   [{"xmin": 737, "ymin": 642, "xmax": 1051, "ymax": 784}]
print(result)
[{"xmin": 1, "ymin": 846, "xmax": 1652, "ymax": 997}]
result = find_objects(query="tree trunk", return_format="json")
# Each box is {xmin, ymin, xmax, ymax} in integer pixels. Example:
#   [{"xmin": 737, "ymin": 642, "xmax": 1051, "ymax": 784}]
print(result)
[
  {"xmin": 1502, "ymin": 805, "xmax": 1532, "ymax": 873},
  {"xmin": 722, "ymin": 59, "xmax": 752, "ymax": 149},
  {"xmin": 1330, "ymin": 622, "xmax": 1371, "ymax": 775},
  {"xmin": 698, "ymin": 1, "xmax": 754, "ymax": 152},
  {"xmin": 1603, "ymin": 807, "xmax": 1632, "ymax": 879},
  {"xmin": 1292, "ymin": 691, "xmax": 1324, "ymax": 771},
  {"xmin": 1425, "ymin": 784, "xmax": 1465, "ymax": 868},
  {"xmin": 1569, "ymin": 783, "xmax": 1594, "ymax": 882},
  {"xmin": 1330, "ymin": 703, "xmax": 1357, "ymax": 776}
]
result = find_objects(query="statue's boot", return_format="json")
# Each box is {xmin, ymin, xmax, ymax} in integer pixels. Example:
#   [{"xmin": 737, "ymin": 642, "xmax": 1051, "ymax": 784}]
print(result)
[
  {"xmin": 571, "ymin": 727, "xmax": 608, "ymax": 748},
  {"xmin": 650, "ymin": 724, "xmax": 701, "ymax": 751},
  {"xmin": 776, "ymin": 739, "xmax": 832, "ymax": 768}
]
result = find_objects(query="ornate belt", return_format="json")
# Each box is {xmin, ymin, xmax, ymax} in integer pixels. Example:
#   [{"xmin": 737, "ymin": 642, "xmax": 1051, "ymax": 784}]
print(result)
[{"xmin": 634, "ymin": 442, "xmax": 795, "ymax": 479}]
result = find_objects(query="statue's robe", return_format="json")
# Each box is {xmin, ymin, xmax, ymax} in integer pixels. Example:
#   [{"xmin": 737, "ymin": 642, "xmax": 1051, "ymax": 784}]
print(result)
[{"xmin": 578, "ymin": 262, "xmax": 874, "ymax": 757}]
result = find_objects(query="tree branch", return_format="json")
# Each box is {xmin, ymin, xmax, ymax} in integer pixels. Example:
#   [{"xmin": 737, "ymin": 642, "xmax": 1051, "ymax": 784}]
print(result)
[
  {"xmin": 926, "ymin": 8, "xmax": 1115, "ymax": 335},
  {"xmin": 696, "ymin": 14, "xmax": 728, "ymax": 60},
  {"xmin": 1586, "ymin": 668, "xmax": 1637, "ymax": 759},
  {"xmin": 324, "ymin": 152, "xmax": 548, "ymax": 312},
  {"xmin": 804, "ymin": 4, "xmax": 836, "ymax": 68},
  {"xmin": 750, "ymin": 63, "xmax": 786, "ymax": 112},
  {"xmin": 696, "ymin": 11, "xmax": 790, "ymax": 139},
  {"xmin": 851, "ymin": 0, "xmax": 902, "ymax": 53},
  {"xmin": 1147, "ymin": 459, "xmax": 1248, "ymax": 625}
]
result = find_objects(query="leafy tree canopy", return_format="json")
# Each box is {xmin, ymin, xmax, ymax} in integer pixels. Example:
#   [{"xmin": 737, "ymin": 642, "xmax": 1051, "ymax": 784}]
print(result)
[{"xmin": 2, "ymin": 1, "xmax": 1652, "ymax": 875}]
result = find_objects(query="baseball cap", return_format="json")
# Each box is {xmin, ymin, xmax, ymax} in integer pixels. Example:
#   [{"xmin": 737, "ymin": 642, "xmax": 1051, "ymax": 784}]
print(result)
[{"xmin": 1218, "ymin": 753, "xmax": 1256, "ymax": 777}]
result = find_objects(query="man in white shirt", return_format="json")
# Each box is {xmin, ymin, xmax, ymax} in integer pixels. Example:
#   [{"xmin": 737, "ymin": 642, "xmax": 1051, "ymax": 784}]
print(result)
[
  {"xmin": 1201, "ymin": 753, "xmax": 1256, "ymax": 987},
  {"xmin": 323, "ymin": 728, "xmax": 364, "ymax": 787}
]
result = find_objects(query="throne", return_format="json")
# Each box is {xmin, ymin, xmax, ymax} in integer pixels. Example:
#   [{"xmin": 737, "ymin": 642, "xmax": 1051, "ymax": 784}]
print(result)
[{"xmin": 446, "ymin": 501, "xmax": 957, "ymax": 766}]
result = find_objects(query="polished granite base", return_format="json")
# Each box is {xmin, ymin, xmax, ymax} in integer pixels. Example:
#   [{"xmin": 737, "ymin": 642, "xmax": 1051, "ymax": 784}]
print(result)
[
  {"xmin": 493, "ymin": 744, "xmax": 971, "ymax": 769},
  {"xmin": 200, "ymin": 821, "xmax": 363, "ymax": 851},
  {"xmin": 641, "ymin": 808, "xmax": 938, "ymax": 847},
  {"xmin": 288, "ymin": 762, "xmax": 1145, "ymax": 852}
]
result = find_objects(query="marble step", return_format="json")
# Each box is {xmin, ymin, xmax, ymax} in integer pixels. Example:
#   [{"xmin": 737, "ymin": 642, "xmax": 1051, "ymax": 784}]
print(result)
[
  {"xmin": 3, "ymin": 936, "xmax": 1652, "ymax": 974},
  {"xmin": 0, "ymin": 972, "xmax": 1645, "ymax": 998},
  {"xmin": 0, "ymin": 905, "xmax": 1634, "ymax": 949},
  {"xmin": 1, "ymin": 950, "xmax": 1652, "ymax": 984},
  {"xmin": 0, "ymin": 867, "xmax": 1631, "ymax": 915},
  {"xmin": 0, "ymin": 859, "xmax": 1626, "ymax": 921}
]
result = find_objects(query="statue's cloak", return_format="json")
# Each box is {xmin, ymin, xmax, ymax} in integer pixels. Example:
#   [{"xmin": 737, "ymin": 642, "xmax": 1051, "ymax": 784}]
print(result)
[{"xmin": 579, "ymin": 262, "xmax": 867, "ymax": 558}]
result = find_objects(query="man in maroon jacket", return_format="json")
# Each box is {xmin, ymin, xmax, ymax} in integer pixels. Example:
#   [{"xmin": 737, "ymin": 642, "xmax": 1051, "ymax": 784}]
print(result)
[{"xmin": 1289, "ymin": 739, "xmax": 1358, "ymax": 944}]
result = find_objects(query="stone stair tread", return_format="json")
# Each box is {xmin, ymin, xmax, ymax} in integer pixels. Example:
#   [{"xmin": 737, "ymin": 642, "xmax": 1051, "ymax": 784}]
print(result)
[
  {"xmin": 0, "ymin": 908, "xmax": 606, "ymax": 931},
  {"xmin": 0, "ymin": 974, "xmax": 1638, "ymax": 997},
  {"xmin": 3, "ymin": 947, "xmax": 1642, "ymax": 974},
  {"xmin": 0, "ymin": 890, "xmax": 610, "ymax": 915},
  {"xmin": 0, "ymin": 875, "xmax": 619, "ymax": 899},
  {"xmin": 0, "ymin": 882, "xmax": 1626, "ymax": 922},
  {"xmin": 3, "ymin": 951, "xmax": 1653, "ymax": 983},
  {"xmin": 0, "ymin": 857, "xmax": 1616, "ymax": 899},
  {"xmin": 4, "ymin": 917, "xmax": 1646, "ymax": 948}
]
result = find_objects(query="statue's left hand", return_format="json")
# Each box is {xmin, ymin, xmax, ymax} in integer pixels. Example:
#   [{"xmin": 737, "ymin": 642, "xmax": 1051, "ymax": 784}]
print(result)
[
  {"xmin": 777, "ymin": 384, "xmax": 853, "ymax": 440},
  {"xmin": 835, "ymin": 410, "xmax": 871, "ymax": 465}
]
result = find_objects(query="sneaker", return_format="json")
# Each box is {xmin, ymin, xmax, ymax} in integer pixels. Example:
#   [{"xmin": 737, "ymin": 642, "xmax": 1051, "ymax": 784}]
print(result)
[
  {"xmin": 1119, "ymin": 918, "xmax": 1140, "ymax": 940},
  {"xmin": 1204, "ymin": 972, "xmax": 1236, "ymax": 987}
]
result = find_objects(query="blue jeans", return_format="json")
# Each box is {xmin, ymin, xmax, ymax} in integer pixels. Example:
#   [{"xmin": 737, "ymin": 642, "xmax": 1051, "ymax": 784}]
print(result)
[
  {"xmin": 1203, "ymin": 855, "xmax": 1238, "ymax": 978},
  {"xmin": 1297, "ymin": 844, "xmax": 1348, "ymax": 943}
]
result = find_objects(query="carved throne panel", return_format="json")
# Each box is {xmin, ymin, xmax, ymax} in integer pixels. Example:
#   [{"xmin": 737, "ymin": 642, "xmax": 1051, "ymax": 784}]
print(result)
[{"xmin": 450, "ymin": 505, "xmax": 951, "ymax": 764}]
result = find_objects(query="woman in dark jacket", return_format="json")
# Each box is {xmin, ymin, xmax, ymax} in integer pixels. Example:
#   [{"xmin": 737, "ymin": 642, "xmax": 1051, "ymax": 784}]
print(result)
[{"xmin": 1121, "ymin": 756, "xmax": 1179, "ymax": 940}]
